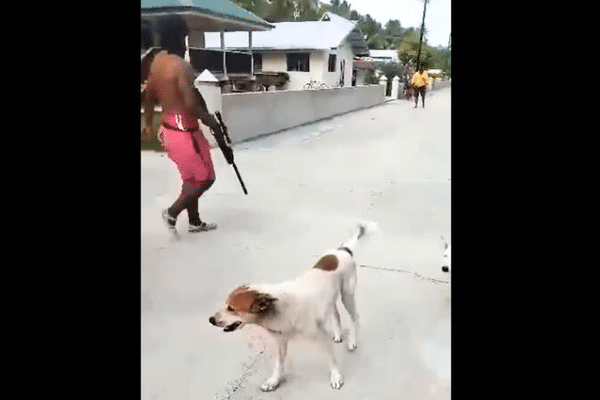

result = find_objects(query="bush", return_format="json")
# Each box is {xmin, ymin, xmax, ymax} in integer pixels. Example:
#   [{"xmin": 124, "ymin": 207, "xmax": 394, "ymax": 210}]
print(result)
[
  {"xmin": 363, "ymin": 70, "xmax": 379, "ymax": 85},
  {"xmin": 379, "ymin": 61, "xmax": 404, "ymax": 81}
]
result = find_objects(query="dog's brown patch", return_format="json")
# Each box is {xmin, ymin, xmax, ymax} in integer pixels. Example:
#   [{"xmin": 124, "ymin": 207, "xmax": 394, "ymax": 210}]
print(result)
[
  {"xmin": 313, "ymin": 254, "xmax": 339, "ymax": 271},
  {"xmin": 227, "ymin": 286, "xmax": 276, "ymax": 314}
]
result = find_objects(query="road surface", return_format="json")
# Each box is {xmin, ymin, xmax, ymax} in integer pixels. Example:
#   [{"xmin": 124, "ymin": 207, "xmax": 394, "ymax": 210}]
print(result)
[{"xmin": 141, "ymin": 88, "xmax": 451, "ymax": 400}]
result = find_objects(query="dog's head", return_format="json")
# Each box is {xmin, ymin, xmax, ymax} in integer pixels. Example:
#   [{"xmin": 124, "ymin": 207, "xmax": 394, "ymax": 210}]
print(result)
[
  {"xmin": 441, "ymin": 238, "xmax": 451, "ymax": 273},
  {"xmin": 209, "ymin": 285, "xmax": 277, "ymax": 332}
]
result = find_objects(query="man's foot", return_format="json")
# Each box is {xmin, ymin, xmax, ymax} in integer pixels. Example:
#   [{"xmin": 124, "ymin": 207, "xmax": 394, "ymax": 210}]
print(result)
[
  {"xmin": 188, "ymin": 221, "xmax": 217, "ymax": 233},
  {"xmin": 161, "ymin": 209, "xmax": 177, "ymax": 233}
]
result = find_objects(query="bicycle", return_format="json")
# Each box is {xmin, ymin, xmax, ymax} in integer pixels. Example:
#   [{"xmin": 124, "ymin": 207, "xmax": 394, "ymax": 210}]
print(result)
[{"xmin": 303, "ymin": 79, "xmax": 329, "ymax": 90}]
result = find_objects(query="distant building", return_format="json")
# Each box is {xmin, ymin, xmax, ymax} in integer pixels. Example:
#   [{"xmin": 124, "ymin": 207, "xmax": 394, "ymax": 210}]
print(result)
[
  {"xmin": 205, "ymin": 12, "xmax": 370, "ymax": 91},
  {"xmin": 368, "ymin": 49, "xmax": 400, "ymax": 66}
]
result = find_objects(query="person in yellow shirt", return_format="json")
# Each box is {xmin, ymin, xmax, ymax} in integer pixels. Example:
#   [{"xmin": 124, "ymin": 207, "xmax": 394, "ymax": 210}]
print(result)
[{"xmin": 411, "ymin": 68, "xmax": 430, "ymax": 108}]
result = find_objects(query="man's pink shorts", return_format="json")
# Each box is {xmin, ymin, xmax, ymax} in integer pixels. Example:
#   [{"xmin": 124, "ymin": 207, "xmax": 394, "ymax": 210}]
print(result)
[{"xmin": 159, "ymin": 113, "xmax": 216, "ymax": 182}]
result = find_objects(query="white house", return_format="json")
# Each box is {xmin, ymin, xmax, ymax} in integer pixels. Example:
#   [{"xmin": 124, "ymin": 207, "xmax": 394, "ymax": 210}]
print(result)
[
  {"xmin": 205, "ymin": 12, "xmax": 369, "ymax": 91},
  {"xmin": 369, "ymin": 49, "xmax": 399, "ymax": 65}
]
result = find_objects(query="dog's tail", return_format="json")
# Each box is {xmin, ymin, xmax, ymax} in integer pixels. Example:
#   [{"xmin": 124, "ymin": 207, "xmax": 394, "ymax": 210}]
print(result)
[{"xmin": 338, "ymin": 221, "xmax": 378, "ymax": 256}]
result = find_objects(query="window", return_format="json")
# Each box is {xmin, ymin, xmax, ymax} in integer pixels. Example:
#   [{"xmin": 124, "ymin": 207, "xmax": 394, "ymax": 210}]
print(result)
[
  {"xmin": 253, "ymin": 53, "xmax": 262, "ymax": 71},
  {"xmin": 141, "ymin": 21, "xmax": 154, "ymax": 51},
  {"xmin": 328, "ymin": 54, "xmax": 337, "ymax": 72},
  {"xmin": 287, "ymin": 53, "xmax": 310, "ymax": 72}
]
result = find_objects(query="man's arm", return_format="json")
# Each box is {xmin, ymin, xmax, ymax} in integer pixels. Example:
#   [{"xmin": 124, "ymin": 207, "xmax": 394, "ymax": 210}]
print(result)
[
  {"xmin": 178, "ymin": 69, "xmax": 219, "ymax": 129},
  {"xmin": 141, "ymin": 82, "xmax": 155, "ymax": 140},
  {"xmin": 178, "ymin": 71, "xmax": 231, "ymax": 157}
]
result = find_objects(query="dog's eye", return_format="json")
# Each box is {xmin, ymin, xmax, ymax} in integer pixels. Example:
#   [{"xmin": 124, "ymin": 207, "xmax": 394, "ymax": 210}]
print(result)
[{"xmin": 227, "ymin": 305, "xmax": 234, "ymax": 312}]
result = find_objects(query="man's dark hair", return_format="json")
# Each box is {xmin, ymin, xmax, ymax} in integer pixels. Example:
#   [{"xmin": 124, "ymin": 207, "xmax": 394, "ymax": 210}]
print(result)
[
  {"xmin": 156, "ymin": 15, "xmax": 188, "ymax": 58},
  {"xmin": 141, "ymin": 47, "xmax": 162, "ymax": 83}
]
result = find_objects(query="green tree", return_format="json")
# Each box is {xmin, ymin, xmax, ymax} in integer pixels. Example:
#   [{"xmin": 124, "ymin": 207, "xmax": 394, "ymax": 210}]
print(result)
[
  {"xmin": 325, "ymin": 0, "xmax": 353, "ymax": 18},
  {"xmin": 384, "ymin": 20, "xmax": 402, "ymax": 39},
  {"xmin": 357, "ymin": 13, "xmax": 382, "ymax": 48},
  {"xmin": 231, "ymin": 0, "xmax": 322, "ymax": 22},
  {"xmin": 397, "ymin": 29, "xmax": 433, "ymax": 69}
]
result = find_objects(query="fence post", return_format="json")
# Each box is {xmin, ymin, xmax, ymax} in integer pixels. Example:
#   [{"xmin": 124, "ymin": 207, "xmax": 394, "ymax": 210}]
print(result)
[
  {"xmin": 379, "ymin": 75, "xmax": 388, "ymax": 97},
  {"xmin": 391, "ymin": 76, "xmax": 400, "ymax": 99},
  {"xmin": 194, "ymin": 69, "xmax": 222, "ymax": 147}
]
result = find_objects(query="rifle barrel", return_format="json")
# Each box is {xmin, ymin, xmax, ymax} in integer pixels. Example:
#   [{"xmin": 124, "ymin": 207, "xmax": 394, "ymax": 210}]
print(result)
[{"xmin": 232, "ymin": 162, "xmax": 248, "ymax": 195}]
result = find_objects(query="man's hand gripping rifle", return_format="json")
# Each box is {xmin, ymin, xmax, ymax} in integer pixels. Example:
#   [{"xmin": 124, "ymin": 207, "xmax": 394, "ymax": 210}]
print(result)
[{"xmin": 210, "ymin": 112, "xmax": 248, "ymax": 195}]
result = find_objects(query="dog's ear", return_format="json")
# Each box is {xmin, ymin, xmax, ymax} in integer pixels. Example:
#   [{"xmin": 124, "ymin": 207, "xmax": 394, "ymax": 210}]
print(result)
[{"xmin": 249, "ymin": 292, "xmax": 277, "ymax": 314}]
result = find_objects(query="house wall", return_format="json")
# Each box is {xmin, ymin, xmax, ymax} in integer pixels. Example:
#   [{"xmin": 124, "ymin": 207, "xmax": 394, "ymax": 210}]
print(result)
[
  {"xmin": 220, "ymin": 84, "xmax": 385, "ymax": 143},
  {"xmin": 260, "ymin": 51, "xmax": 317, "ymax": 91},
  {"xmin": 322, "ymin": 40, "xmax": 354, "ymax": 88},
  {"xmin": 259, "ymin": 39, "xmax": 356, "ymax": 91}
]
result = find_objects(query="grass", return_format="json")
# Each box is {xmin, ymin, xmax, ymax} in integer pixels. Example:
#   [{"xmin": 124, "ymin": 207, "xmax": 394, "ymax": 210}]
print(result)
[{"xmin": 141, "ymin": 112, "xmax": 165, "ymax": 152}]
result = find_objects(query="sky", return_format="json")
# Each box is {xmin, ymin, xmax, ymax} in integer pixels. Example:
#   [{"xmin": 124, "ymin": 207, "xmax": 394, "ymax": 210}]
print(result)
[{"xmin": 328, "ymin": 0, "xmax": 451, "ymax": 48}]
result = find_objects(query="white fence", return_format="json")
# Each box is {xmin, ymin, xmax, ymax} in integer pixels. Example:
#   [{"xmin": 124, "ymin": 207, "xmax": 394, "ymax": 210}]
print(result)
[{"xmin": 220, "ymin": 84, "xmax": 385, "ymax": 143}]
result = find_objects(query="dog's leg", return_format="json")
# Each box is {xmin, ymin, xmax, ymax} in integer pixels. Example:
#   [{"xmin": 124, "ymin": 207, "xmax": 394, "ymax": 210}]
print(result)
[
  {"xmin": 341, "ymin": 272, "xmax": 359, "ymax": 351},
  {"xmin": 331, "ymin": 303, "xmax": 343, "ymax": 343},
  {"xmin": 261, "ymin": 336, "xmax": 288, "ymax": 392},
  {"xmin": 316, "ymin": 322, "xmax": 344, "ymax": 389}
]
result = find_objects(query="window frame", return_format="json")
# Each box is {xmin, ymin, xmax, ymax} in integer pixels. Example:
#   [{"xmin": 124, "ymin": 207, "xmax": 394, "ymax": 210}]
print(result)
[
  {"xmin": 328, "ymin": 54, "xmax": 337, "ymax": 73},
  {"xmin": 286, "ymin": 52, "xmax": 310, "ymax": 72}
]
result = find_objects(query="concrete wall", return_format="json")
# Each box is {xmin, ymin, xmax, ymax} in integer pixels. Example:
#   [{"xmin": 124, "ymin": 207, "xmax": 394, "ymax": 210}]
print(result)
[
  {"xmin": 220, "ymin": 84, "xmax": 384, "ymax": 143},
  {"xmin": 432, "ymin": 79, "xmax": 451, "ymax": 91}
]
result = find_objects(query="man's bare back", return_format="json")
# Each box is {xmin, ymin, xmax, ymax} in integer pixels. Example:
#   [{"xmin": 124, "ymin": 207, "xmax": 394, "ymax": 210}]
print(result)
[
  {"xmin": 142, "ymin": 50, "xmax": 220, "ymax": 141},
  {"xmin": 145, "ymin": 52, "xmax": 199, "ymax": 119}
]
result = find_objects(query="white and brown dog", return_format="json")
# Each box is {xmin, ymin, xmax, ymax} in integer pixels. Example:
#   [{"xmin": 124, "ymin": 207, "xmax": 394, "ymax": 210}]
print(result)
[{"xmin": 209, "ymin": 222, "xmax": 376, "ymax": 391}]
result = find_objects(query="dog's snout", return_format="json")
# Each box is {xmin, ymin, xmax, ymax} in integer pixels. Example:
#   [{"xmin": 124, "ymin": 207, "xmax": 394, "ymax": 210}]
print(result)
[
  {"xmin": 441, "ymin": 266, "xmax": 449, "ymax": 273},
  {"xmin": 209, "ymin": 316, "xmax": 217, "ymax": 325}
]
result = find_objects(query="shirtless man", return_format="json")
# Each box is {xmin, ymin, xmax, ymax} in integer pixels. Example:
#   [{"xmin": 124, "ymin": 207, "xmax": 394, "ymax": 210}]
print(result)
[{"xmin": 141, "ymin": 21, "xmax": 232, "ymax": 236}]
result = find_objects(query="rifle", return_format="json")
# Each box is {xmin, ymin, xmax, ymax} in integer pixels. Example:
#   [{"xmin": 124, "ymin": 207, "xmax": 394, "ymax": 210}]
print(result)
[{"xmin": 212, "ymin": 111, "xmax": 248, "ymax": 195}]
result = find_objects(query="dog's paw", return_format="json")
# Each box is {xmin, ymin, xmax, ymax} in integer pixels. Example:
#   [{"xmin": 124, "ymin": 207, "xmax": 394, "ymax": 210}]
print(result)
[
  {"xmin": 260, "ymin": 378, "xmax": 280, "ymax": 392},
  {"xmin": 329, "ymin": 370, "xmax": 344, "ymax": 389},
  {"xmin": 333, "ymin": 334, "xmax": 343, "ymax": 343},
  {"xmin": 347, "ymin": 340, "xmax": 357, "ymax": 351}
]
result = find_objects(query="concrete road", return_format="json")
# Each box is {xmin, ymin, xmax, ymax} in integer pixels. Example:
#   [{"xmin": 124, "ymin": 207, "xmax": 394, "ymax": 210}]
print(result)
[{"xmin": 141, "ymin": 88, "xmax": 451, "ymax": 400}]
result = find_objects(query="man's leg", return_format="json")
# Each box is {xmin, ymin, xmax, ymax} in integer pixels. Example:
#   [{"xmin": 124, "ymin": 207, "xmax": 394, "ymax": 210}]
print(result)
[
  {"xmin": 184, "ymin": 128, "xmax": 217, "ymax": 231},
  {"xmin": 421, "ymin": 88, "xmax": 426, "ymax": 107},
  {"xmin": 185, "ymin": 179, "xmax": 215, "ymax": 224},
  {"xmin": 166, "ymin": 179, "xmax": 214, "ymax": 222},
  {"xmin": 186, "ymin": 180, "xmax": 217, "ymax": 232},
  {"xmin": 186, "ymin": 197, "xmax": 201, "ymax": 226}
]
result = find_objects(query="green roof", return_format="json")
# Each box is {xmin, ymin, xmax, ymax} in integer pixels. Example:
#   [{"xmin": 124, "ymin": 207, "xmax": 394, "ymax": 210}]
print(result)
[{"xmin": 141, "ymin": 0, "xmax": 274, "ymax": 31}]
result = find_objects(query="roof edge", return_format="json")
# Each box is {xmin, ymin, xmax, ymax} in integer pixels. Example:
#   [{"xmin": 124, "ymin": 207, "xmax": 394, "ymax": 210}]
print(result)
[{"xmin": 141, "ymin": 5, "xmax": 275, "ymax": 30}]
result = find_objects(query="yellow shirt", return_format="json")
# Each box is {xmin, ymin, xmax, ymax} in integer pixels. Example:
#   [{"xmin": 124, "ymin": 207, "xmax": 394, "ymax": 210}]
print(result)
[{"xmin": 412, "ymin": 71, "xmax": 430, "ymax": 88}]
